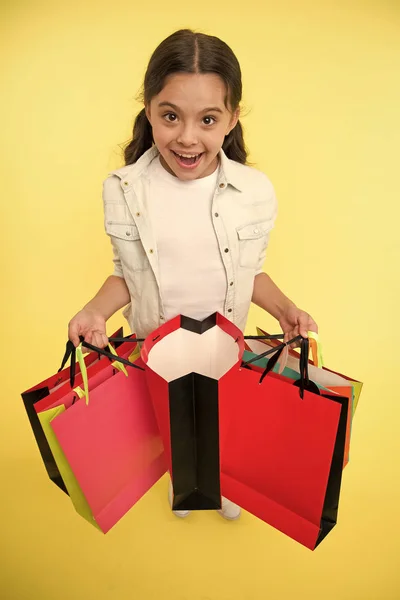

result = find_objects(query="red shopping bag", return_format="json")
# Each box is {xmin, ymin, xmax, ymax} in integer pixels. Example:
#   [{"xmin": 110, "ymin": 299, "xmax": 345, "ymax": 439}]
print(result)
[
  {"xmin": 49, "ymin": 352, "xmax": 166, "ymax": 533},
  {"xmin": 33, "ymin": 338, "xmax": 143, "ymax": 529},
  {"xmin": 21, "ymin": 327, "xmax": 126, "ymax": 492},
  {"xmin": 141, "ymin": 313, "xmax": 244, "ymax": 511},
  {"xmin": 245, "ymin": 331, "xmax": 362, "ymax": 468},
  {"xmin": 219, "ymin": 339, "xmax": 349, "ymax": 550},
  {"xmin": 242, "ymin": 351, "xmax": 354, "ymax": 469}
]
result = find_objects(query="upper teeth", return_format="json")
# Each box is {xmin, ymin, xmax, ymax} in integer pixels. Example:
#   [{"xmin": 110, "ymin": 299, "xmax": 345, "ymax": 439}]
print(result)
[{"xmin": 177, "ymin": 153, "xmax": 200, "ymax": 158}]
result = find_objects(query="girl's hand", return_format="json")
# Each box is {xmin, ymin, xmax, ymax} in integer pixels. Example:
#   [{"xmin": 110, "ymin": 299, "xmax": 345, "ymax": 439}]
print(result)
[
  {"xmin": 279, "ymin": 304, "xmax": 318, "ymax": 347},
  {"xmin": 68, "ymin": 307, "xmax": 108, "ymax": 349}
]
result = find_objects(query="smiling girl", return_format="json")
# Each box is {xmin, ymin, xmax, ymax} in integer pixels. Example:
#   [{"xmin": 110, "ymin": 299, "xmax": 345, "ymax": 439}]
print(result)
[{"xmin": 68, "ymin": 28, "xmax": 318, "ymax": 520}]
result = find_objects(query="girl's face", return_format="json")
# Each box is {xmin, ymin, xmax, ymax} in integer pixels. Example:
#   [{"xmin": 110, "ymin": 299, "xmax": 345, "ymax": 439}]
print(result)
[{"xmin": 145, "ymin": 73, "xmax": 239, "ymax": 180}]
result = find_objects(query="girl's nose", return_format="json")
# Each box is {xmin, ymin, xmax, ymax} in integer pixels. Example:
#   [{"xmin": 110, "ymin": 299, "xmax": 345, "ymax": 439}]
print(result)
[{"xmin": 176, "ymin": 125, "xmax": 198, "ymax": 147}]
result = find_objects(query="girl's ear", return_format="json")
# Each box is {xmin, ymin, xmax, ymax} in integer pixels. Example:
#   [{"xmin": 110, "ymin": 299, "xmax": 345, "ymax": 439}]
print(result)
[
  {"xmin": 227, "ymin": 107, "xmax": 240, "ymax": 135},
  {"xmin": 145, "ymin": 105, "xmax": 151, "ymax": 123}
]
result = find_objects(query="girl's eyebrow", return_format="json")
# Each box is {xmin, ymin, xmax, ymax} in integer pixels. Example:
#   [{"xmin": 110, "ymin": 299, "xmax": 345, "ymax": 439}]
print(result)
[{"xmin": 158, "ymin": 101, "xmax": 224, "ymax": 114}]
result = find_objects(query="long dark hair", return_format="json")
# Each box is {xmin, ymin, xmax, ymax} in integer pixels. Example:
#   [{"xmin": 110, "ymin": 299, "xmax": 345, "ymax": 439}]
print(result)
[{"xmin": 123, "ymin": 29, "xmax": 250, "ymax": 166}]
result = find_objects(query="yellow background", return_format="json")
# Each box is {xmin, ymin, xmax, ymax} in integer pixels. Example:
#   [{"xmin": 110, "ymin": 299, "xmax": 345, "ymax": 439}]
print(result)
[{"xmin": 1, "ymin": 1, "xmax": 399, "ymax": 598}]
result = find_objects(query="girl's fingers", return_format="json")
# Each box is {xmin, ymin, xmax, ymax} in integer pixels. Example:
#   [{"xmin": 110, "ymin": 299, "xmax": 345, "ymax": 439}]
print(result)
[
  {"xmin": 101, "ymin": 333, "xmax": 109, "ymax": 348},
  {"xmin": 81, "ymin": 331, "xmax": 95, "ymax": 354},
  {"xmin": 78, "ymin": 330, "xmax": 107, "ymax": 353},
  {"xmin": 68, "ymin": 323, "xmax": 81, "ymax": 348},
  {"xmin": 90, "ymin": 332, "xmax": 103, "ymax": 349},
  {"xmin": 289, "ymin": 326, "xmax": 301, "ymax": 349},
  {"xmin": 307, "ymin": 318, "xmax": 318, "ymax": 334},
  {"xmin": 88, "ymin": 330, "xmax": 108, "ymax": 350},
  {"xmin": 298, "ymin": 314, "xmax": 311, "ymax": 338}
]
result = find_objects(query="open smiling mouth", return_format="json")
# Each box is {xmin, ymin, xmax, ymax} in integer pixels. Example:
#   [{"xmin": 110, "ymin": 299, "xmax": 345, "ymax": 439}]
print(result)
[{"xmin": 171, "ymin": 151, "xmax": 204, "ymax": 168}]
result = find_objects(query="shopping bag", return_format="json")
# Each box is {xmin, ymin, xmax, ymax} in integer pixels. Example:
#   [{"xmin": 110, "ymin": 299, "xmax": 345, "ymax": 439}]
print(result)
[
  {"xmin": 38, "ymin": 401, "xmax": 99, "ymax": 528},
  {"xmin": 48, "ymin": 346, "xmax": 166, "ymax": 533},
  {"xmin": 35, "ymin": 338, "xmax": 142, "ymax": 527},
  {"xmin": 34, "ymin": 333, "xmax": 141, "ymax": 415},
  {"xmin": 220, "ymin": 338, "xmax": 349, "ymax": 550},
  {"xmin": 141, "ymin": 313, "xmax": 244, "ymax": 511},
  {"xmin": 245, "ymin": 329, "xmax": 362, "ymax": 468},
  {"xmin": 242, "ymin": 348, "xmax": 354, "ymax": 468},
  {"xmin": 21, "ymin": 327, "xmax": 125, "ymax": 492},
  {"xmin": 250, "ymin": 327, "xmax": 363, "ymax": 414},
  {"xmin": 82, "ymin": 318, "xmax": 350, "ymax": 549}
]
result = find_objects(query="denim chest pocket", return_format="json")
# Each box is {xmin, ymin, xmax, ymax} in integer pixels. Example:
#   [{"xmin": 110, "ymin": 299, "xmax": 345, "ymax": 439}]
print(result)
[
  {"xmin": 105, "ymin": 220, "xmax": 150, "ymax": 272},
  {"xmin": 236, "ymin": 220, "xmax": 273, "ymax": 269}
]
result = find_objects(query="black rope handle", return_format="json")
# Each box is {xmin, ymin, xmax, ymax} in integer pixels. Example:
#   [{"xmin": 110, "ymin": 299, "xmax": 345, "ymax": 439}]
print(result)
[
  {"xmin": 108, "ymin": 336, "xmax": 146, "ymax": 343},
  {"xmin": 108, "ymin": 333, "xmax": 285, "ymax": 345},
  {"xmin": 257, "ymin": 337, "xmax": 318, "ymax": 399},
  {"xmin": 294, "ymin": 337, "xmax": 320, "ymax": 398},
  {"xmin": 242, "ymin": 334, "xmax": 302, "ymax": 367},
  {"xmin": 110, "ymin": 333, "xmax": 285, "ymax": 344},
  {"xmin": 299, "ymin": 337, "xmax": 311, "ymax": 397},
  {"xmin": 298, "ymin": 337, "xmax": 309, "ymax": 398},
  {"xmin": 58, "ymin": 337, "xmax": 145, "ymax": 389},
  {"xmin": 240, "ymin": 335, "xmax": 315, "ymax": 398},
  {"xmin": 259, "ymin": 343, "xmax": 287, "ymax": 384},
  {"xmin": 243, "ymin": 334, "xmax": 284, "ymax": 340},
  {"xmin": 58, "ymin": 341, "xmax": 77, "ymax": 388},
  {"xmin": 78, "ymin": 337, "xmax": 145, "ymax": 372}
]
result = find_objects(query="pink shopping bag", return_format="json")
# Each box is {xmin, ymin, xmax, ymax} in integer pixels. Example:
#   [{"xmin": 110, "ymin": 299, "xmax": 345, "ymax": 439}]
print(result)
[{"xmin": 49, "ymin": 356, "xmax": 167, "ymax": 533}]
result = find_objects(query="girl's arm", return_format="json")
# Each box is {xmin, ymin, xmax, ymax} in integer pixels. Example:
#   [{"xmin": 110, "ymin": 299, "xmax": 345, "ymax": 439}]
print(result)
[
  {"xmin": 68, "ymin": 275, "xmax": 130, "ymax": 347},
  {"xmin": 252, "ymin": 272, "xmax": 295, "ymax": 321},
  {"xmin": 252, "ymin": 272, "xmax": 318, "ymax": 340},
  {"xmin": 83, "ymin": 275, "xmax": 130, "ymax": 320}
]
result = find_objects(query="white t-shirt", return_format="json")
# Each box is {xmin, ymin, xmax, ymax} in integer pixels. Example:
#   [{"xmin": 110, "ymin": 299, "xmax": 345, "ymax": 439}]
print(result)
[{"xmin": 148, "ymin": 156, "xmax": 227, "ymax": 322}]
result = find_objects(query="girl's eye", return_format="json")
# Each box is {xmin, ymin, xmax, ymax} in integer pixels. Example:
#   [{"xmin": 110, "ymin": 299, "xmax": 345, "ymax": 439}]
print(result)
[
  {"xmin": 163, "ymin": 113, "xmax": 217, "ymax": 125},
  {"xmin": 164, "ymin": 113, "xmax": 178, "ymax": 123}
]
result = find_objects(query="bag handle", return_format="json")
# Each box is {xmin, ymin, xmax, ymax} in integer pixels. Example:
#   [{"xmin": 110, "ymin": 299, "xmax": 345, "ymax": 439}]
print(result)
[
  {"xmin": 242, "ymin": 335, "xmax": 319, "ymax": 399},
  {"xmin": 108, "ymin": 335, "xmax": 146, "ymax": 343},
  {"xmin": 252, "ymin": 327, "xmax": 324, "ymax": 366},
  {"xmin": 245, "ymin": 330, "xmax": 323, "ymax": 372},
  {"xmin": 292, "ymin": 337, "xmax": 320, "ymax": 398},
  {"xmin": 58, "ymin": 338, "xmax": 121, "ymax": 381},
  {"xmin": 58, "ymin": 337, "xmax": 145, "ymax": 392},
  {"xmin": 243, "ymin": 333, "xmax": 288, "ymax": 373},
  {"xmin": 241, "ymin": 334, "xmax": 302, "ymax": 367},
  {"xmin": 308, "ymin": 331, "xmax": 324, "ymax": 367},
  {"xmin": 78, "ymin": 338, "xmax": 144, "ymax": 370},
  {"xmin": 259, "ymin": 342, "xmax": 290, "ymax": 384},
  {"xmin": 65, "ymin": 344, "xmax": 89, "ymax": 404},
  {"xmin": 244, "ymin": 334, "xmax": 284, "ymax": 340}
]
